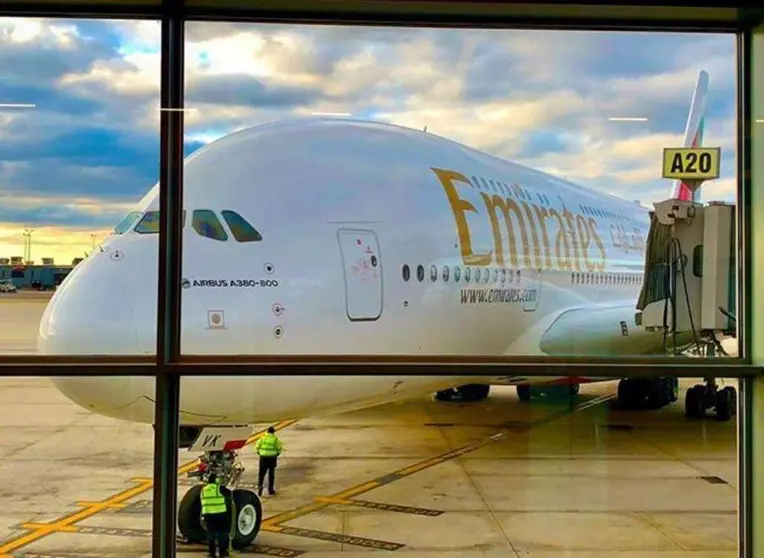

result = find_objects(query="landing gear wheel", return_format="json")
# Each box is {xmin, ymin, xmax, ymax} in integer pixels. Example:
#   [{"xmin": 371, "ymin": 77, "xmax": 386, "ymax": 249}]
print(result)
[
  {"xmin": 178, "ymin": 485, "xmax": 205, "ymax": 545},
  {"xmin": 229, "ymin": 489, "xmax": 262, "ymax": 550},
  {"xmin": 435, "ymin": 389, "xmax": 457, "ymax": 402},
  {"xmin": 456, "ymin": 384, "xmax": 490, "ymax": 402},
  {"xmin": 714, "ymin": 386, "xmax": 737, "ymax": 422},
  {"xmin": 685, "ymin": 385, "xmax": 705, "ymax": 418},
  {"xmin": 569, "ymin": 383, "xmax": 580, "ymax": 397},
  {"xmin": 617, "ymin": 378, "xmax": 642, "ymax": 409},
  {"xmin": 517, "ymin": 385, "xmax": 531, "ymax": 402}
]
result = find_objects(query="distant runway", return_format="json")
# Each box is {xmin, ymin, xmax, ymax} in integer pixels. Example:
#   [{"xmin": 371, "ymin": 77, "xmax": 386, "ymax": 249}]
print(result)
[{"xmin": 0, "ymin": 293, "xmax": 739, "ymax": 557}]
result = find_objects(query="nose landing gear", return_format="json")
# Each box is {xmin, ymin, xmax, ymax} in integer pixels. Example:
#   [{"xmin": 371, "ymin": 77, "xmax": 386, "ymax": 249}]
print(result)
[{"xmin": 177, "ymin": 444, "xmax": 263, "ymax": 551}]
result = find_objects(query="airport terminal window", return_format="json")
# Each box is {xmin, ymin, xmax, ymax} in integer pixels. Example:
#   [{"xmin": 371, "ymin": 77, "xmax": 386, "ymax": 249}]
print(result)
[
  {"xmin": 192, "ymin": 210, "xmax": 228, "ymax": 241},
  {"xmin": 221, "ymin": 210, "xmax": 262, "ymax": 242},
  {"xmin": 112, "ymin": 211, "xmax": 142, "ymax": 235}
]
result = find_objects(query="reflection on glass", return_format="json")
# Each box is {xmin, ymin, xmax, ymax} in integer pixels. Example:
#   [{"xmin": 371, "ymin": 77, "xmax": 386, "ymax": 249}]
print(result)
[
  {"xmin": 174, "ymin": 23, "xmax": 738, "ymax": 362},
  {"xmin": 0, "ymin": 17, "xmax": 160, "ymax": 356},
  {"xmin": 0, "ymin": 377, "xmax": 154, "ymax": 556}
]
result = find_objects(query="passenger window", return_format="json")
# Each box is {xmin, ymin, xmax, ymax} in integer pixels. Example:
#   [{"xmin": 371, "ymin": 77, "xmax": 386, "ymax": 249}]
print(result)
[
  {"xmin": 454, "ymin": 266, "xmax": 461, "ymax": 282},
  {"xmin": 221, "ymin": 210, "xmax": 262, "ymax": 242},
  {"xmin": 402, "ymin": 264, "xmax": 410, "ymax": 282},
  {"xmin": 417, "ymin": 265, "xmax": 424, "ymax": 282},
  {"xmin": 112, "ymin": 211, "xmax": 141, "ymax": 235},
  {"xmin": 465, "ymin": 267, "xmax": 471, "ymax": 282},
  {"xmin": 442, "ymin": 265, "xmax": 450, "ymax": 282},
  {"xmin": 430, "ymin": 264, "xmax": 438, "ymax": 282},
  {"xmin": 193, "ymin": 210, "xmax": 228, "ymax": 241}
]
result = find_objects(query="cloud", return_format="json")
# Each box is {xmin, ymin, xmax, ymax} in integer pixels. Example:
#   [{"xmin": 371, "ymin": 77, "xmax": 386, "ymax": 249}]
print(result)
[{"xmin": 0, "ymin": 18, "xmax": 739, "ymax": 261}]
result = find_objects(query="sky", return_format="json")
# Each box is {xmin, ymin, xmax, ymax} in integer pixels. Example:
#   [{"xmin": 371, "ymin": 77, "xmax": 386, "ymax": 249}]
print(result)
[{"xmin": 0, "ymin": 19, "xmax": 738, "ymax": 264}]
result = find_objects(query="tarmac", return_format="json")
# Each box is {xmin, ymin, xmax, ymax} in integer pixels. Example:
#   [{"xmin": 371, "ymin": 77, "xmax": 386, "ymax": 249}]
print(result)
[{"xmin": 0, "ymin": 291, "xmax": 739, "ymax": 557}]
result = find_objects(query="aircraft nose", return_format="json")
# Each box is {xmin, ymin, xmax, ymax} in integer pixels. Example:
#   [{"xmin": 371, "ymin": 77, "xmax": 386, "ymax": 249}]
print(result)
[
  {"xmin": 50, "ymin": 376, "xmax": 155, "ymax": 419},
  {"xmin": 37, "ymin": 241, "xmax": 156, "ymax": 356}
]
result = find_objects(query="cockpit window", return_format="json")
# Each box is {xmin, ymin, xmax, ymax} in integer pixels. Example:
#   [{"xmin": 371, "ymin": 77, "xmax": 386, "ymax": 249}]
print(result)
[
  {"xmin": 134, "ymin": 211, "xmax": 160, "ymax": 234},
  {"xmin": 112, "ymin": 211, "xmax": 142, "ymax": 235},
  {"xmin": 133, "ymin": 210, "xmax": 186, "ymax": 234},
  {"xmin": 193, "ymin": 210, "xmax": 228, "ymax": 241},
  {"xmin": 221, "ymin": 210, "xmax": 262, "ymax": 242}
]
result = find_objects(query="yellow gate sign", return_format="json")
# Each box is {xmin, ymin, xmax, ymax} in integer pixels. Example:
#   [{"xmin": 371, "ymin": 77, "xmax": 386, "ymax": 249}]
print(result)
[{"xmin": 662, "ymin": 147, "xmax": 721, "ymax": 180}]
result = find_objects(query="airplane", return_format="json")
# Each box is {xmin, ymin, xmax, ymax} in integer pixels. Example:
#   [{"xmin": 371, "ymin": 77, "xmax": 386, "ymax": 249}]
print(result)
[{"xmin": 35, "ymin": 69, "xmax": 734, "ymax": 548}]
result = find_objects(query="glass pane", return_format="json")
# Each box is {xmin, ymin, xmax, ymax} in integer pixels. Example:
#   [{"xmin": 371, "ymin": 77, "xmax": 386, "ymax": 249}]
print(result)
[
  {"xmin": 0, "ymin": 16, "xmax": 160, "ymax": 357},
  {"xmin": 172, "ymin": 374, "xmax": 738, "ymax": 556},
  {"xmin": 179, "ymin": 23, "xmax": 739, "ymax": 360},
  {"xmin": 0, "ymin": 376, "xmax": 155, "ymax": 556}
]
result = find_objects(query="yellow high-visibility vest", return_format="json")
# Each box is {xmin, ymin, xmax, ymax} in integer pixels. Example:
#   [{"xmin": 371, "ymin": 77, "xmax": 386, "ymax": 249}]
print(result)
[
  {"xmin": 256, "ymin": 433, "xmax": 283, "ymax": 457},
  {"xmin": 200, "ymin": 482, "xmax": 227, "ymax": 515}
]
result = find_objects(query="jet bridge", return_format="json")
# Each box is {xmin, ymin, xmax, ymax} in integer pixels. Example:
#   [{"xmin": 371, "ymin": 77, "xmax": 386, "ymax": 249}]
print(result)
[
  {"xmin": 633, "ymin": 146, "xmax": 737, "ymax": 420},
  {"xmin": 635, "ymin": 198, "xmax": 737, "ymax": 352}
]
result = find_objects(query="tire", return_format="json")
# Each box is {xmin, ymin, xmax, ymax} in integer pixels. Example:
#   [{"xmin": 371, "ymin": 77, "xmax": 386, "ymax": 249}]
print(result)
[
  {"xmin": 229, "ymin": 489, "xmax": 263, "ymax": 550},
  {"xmin": 685, "ymin": 385, "xmax": 704, "ymax": 418},
  {"xmin": 457, "ymin": 384, "xmax": 490, "ymax": 402},
  {"xmin": 435, "ymin": 389, "xmax": 456, "ymax": 401},
  {"xmin": 178, "ymin": 485, "xmax": 206, "ymax": 545},
  {"xmin": 618, "ymin": 379, "xmax": 639, "ymax": 409},
  {"xmin": 569, "ymin": 383, "xmax": 580, "ymax": 397},
  {"xmin": 714, "ymin": 386, "xmax": 736, "ymax": 422},
  {"xmin": 517, "ymin": 385, "xmax": 531, "ymax": 402}
]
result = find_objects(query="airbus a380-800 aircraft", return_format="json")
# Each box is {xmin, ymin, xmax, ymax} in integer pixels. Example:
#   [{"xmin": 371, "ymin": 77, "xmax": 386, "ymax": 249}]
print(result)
[
  {"xmin": 38, "ymin": 71, "xmax": 714, "ymax": 425},
  {"xmin": 36, "ymin": 70, "xmax": 718, "ymax": 546}
]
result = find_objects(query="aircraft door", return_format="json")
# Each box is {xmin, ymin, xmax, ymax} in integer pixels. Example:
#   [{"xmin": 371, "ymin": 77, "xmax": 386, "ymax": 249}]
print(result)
[
  {"xmin": 337, "ymin": 229, "xmax": 383, "ymax": 321},
  {"xmin": 523, "ymin": 267, "xmax": 542, "ymax": 312}
]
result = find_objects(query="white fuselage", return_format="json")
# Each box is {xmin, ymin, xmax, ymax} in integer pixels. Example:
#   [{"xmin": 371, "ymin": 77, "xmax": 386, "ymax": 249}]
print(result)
[{"xmin": 38, "ymin": 118, "xmax": 656, "ymax": 426}]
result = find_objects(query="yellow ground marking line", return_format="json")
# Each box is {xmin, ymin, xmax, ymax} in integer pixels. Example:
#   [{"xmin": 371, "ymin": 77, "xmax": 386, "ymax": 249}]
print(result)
[
  {"xmin": 262, "ymin": 395, "xmax": 615, "ymax": 528},
  {"xmin": 0, "ymin": 419, "xmax": 297, "ymax": 557}
]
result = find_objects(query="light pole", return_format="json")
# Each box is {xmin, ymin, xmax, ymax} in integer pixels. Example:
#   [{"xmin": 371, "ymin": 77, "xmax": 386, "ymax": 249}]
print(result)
[{"xmin": 22, "ymin": 228, "xmax": 33, "ymax": 263}]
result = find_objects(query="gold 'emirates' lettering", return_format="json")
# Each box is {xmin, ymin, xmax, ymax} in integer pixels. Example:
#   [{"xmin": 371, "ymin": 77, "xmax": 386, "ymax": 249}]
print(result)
[{"xmin": 432, "ymin": 167, "xmax": 608, "ymax": 272}]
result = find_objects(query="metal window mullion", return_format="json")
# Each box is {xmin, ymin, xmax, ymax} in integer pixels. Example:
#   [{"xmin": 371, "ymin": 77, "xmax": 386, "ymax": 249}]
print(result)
[
  {"xmin": 152, "ymin": 3, "xmax": 185, "ymax": 557},
  {"xmin": 737, "ymin": 27, "xmax": 754, "ymax": 558}
]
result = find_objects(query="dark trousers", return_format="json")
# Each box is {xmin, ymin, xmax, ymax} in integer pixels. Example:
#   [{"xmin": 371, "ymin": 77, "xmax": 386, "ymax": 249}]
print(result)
[
  {"xmin": 258, "ymin": 456, "xmax": 278, "ymax": 492},
  {"xmin": 204, "ymin": 512, "xmax": 230, "ymax": 557}
]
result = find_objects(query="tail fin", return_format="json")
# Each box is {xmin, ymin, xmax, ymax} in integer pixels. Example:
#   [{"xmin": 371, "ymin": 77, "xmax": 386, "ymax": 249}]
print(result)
[{"xmin": 671, "ymin": 70, "xmax": 709, "ymax": 202}]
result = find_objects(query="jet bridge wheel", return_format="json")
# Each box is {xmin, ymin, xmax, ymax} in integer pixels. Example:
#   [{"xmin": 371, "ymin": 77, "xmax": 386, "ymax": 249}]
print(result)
[
  {"xmin": 684, "ymin": 380, "xmax": 736, "ymax": 422},
  {"xmin": 178, "ymin": 486, "xmax": 263, "ymax": 550}
]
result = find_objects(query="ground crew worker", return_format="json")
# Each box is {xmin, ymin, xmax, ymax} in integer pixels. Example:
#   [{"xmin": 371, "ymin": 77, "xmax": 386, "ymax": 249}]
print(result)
[
  {"xmin": 255, "ymin": 426, "xmax": 284, "ymax": 496},
  {"xmin": 200, "ymin": 473, "xmax": 231, "ymax": 558}
]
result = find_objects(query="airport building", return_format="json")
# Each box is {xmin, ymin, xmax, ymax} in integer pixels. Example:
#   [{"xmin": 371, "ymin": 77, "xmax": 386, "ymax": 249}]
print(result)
[
  {"xmin": 0, "ymin": 257, "xmax": 75, "ymax": 290},
  {"xmin": 1, "ymin": 3, "xmax": 764, "ymax": 558}
]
